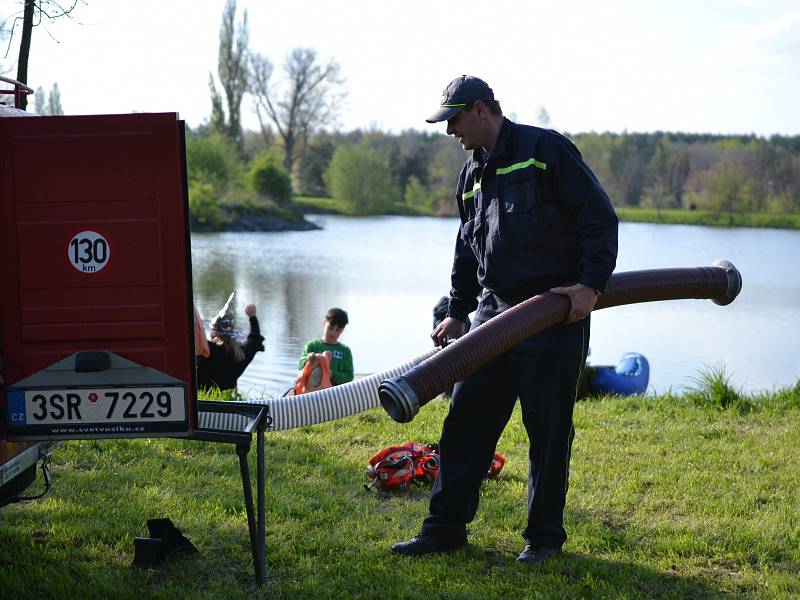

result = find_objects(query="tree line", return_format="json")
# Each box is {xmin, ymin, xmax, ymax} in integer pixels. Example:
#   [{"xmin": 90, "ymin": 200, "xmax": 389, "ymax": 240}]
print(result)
[
  {"xmin": 573, "ymin": 131, "xmax": 800, "ymax": 217},
  {"xmin": 190, "ymin": 2, "xmax": 799, "ymax": 224},
  {"xmin": 324, "ymin": 129, "xmax": 800, "ymax": 217},
  {"xmin": 189, "ymin": 122, "xmax": 800, "ymax": 223}
]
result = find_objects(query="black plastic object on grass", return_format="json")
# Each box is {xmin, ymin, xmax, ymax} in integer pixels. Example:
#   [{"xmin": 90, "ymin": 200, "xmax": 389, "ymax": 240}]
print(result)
[{"xmin": 132, "ymin": 518, "xmax": 197, "ymax": 568}]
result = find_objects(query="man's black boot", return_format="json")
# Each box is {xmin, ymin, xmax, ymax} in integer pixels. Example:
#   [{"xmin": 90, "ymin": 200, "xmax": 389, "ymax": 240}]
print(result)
[
  {"xmin": 391, "ymin": 535, "xmax": 467, "ymax": 556},
  {"xmin": 516, "ymin": 546, "xmax": 561, "ymax": 563}
]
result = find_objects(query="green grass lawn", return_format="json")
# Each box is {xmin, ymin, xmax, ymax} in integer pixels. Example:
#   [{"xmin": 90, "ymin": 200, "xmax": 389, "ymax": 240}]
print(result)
[
  {"xmin": 614, "ymin": 207, "xmax": 800, "ymax": 230},
  {"xmin": 294, "ymin": 195, "xmax": 421, "ymax": 217},
  {"xmin": 2, "ymin": 380, "xmax": 798, "ymax": 599},
  {"xmin": 294, "ymin": 195, "xmax": 346, "ymax": 214}
]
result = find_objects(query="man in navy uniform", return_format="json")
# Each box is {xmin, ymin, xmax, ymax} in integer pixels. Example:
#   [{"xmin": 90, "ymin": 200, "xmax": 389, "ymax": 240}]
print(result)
[{"xmin": 391, "ymin": 75, "xmax": 618, "ymax": 563}]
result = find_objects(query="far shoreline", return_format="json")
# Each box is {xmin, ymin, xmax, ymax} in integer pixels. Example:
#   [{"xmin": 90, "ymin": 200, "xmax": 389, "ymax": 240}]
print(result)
[
  {"xmin": 190, "ymin": 212, "xmax": 321, "ymax": 234},
  {"xmin": 189, "ymin": 198, "xmax": 800, "ymax": 233}
]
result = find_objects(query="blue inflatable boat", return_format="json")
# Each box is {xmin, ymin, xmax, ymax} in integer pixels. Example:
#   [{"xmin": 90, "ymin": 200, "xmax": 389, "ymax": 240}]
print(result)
[{"xmin": 578, "ymin": 352, "xmax": 649, "ymax": 398}]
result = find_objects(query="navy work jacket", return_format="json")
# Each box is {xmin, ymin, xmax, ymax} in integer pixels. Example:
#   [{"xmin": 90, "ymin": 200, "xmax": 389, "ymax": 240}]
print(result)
[{"xmin": 447, "ymin": 118, "xmax": 619, "ymax": 323}]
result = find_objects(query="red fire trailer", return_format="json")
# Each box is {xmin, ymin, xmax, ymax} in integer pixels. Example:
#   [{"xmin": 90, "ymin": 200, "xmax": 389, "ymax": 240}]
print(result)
[
  {"xmin": 0, "ymin": 78, "xmax": 266, "ymax": 586},
  {"xmin": 0, "ymin": 75, "xmax": 196, "ymax": 500}
]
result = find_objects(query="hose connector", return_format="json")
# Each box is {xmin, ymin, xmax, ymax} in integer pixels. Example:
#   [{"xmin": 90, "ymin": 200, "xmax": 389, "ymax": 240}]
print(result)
[
  {"xmin": 711, "ymin": 260, "xmax": 742, "ymax": 306},
  {"xmin": 378, "ymin": 377, "xmax": 420, "ymax": 423}
]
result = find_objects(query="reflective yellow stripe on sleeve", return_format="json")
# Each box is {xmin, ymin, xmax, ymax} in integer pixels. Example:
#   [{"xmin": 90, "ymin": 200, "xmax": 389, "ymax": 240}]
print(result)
[
  {"xmin": 462, "ymin": 181, "xmax": 481, "ymax": 202},
  {"xmin": 496, "ymin": 156, "xmax": 547, "ymax": 175}
]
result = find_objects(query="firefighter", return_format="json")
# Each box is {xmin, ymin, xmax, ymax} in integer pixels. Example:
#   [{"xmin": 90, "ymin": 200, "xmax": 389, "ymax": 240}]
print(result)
[{"xmin": 391, "ymin": 75, "xmax": 618, "ymax": 563}]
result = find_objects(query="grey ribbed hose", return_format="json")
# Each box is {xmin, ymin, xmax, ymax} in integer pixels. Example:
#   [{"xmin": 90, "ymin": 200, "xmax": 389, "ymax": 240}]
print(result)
[
  {"xmin": 378, "ymin": 261, "xmax": 742, "ymax": 423},
  {"xmin": 215, "ymin": 349, "xmax": 441, "ymax": 431}
]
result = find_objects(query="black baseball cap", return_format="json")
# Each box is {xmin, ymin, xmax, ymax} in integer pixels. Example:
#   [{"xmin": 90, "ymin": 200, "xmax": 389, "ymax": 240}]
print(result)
[{"xmin": 426, "ymin": 75, "xmax": 495, "ymax": 123}]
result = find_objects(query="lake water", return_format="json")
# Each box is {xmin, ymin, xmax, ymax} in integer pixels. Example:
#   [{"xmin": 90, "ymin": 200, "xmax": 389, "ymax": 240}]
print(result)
[{"xmin": 191, "ymin": 216, "xmax": 800, "ymax": 398}]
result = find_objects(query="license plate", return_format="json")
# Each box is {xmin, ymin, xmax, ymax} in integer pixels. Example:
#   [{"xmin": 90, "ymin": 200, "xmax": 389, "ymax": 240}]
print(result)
[{"xmin": 9, "ymin": 386, "xmax": 186, "ymax": 426}]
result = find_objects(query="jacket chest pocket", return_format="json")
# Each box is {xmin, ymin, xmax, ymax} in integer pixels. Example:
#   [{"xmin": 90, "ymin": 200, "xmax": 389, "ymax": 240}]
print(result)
[{"xmin": 497, "ymin": 182, "xmax": 541, "ymax": 253}]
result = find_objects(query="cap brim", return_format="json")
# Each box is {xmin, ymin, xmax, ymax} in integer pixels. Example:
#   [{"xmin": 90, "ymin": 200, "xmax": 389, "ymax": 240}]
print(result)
[{"xmin": 426, "ymin": 104, "xmax": 465, "ymax": 123}]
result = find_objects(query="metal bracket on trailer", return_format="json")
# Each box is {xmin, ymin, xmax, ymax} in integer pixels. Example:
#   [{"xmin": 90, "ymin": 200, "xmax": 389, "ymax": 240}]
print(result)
[
  {"xmin": 0, "ymin": 442, "xmax": 54, "ymax": 506},
  {"xmin": 183, "ymin": 400, "xmax": 271, "ymax": 587}
]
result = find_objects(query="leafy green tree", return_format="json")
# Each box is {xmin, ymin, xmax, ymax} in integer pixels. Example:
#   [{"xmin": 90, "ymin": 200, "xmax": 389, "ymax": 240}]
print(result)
[
  {"xmin": 209, "ymin": 73, "xmax": 226, "ymax": 136},
  {"xmin": 324, "ymin": 142, "xmax": 398, "ymax": 214},
  {"xmin": 667, "ymin": 149, "xmax": 691, "ymax": 207},
  {"xmin": 404, "ymin": 175, "xmax": 434, "ymax": 213},
  {"xmin": 209, "ymin": 0, "xmax": 248, "ymax": 151},
  {"xmin": 247, "ymin": 150, "xmax": 292, "ymax": 206},
  {"xmin": 642, "ymin": 137, "xmax": 683, "ymax": 212},
  {"xmin": 765, "ymin": 191, "xmax": 796, "ymax": 214},
  {"xmin": 185, "ymin": 132, "xmax": 242, "ymax": 188},
  {"xmin": 573, "ymin": 133, "xmax": 616, "ymax": 202},
  {"xmin": 707, "ymin": 159, "xmax": 756, "ymax": 222},
  {"xmin": 297, "ymin": 133, "xmax": 336, "ymax": 196},
  {"xmin": 608, "ymin": 134, "xmax": 655, "ymax": 206},
  {"xmin": 241, "ymin": 125, "xmax": 274, "ymax": 160},
  {"xmin": 189, "ymin": 181, "xmax": 227, "ymax": 228},
  {"xmin": 427, "ymin": 139, "xmax": 465, "ymax": 215},
  {"xmin": 382, "ymin": 129, "xmax": 443, "ymax": 196}
]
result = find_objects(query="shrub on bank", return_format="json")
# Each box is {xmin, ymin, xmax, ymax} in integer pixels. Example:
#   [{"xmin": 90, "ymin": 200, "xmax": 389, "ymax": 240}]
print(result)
[
  {"xmin": 185, "ymin": 132, "xmax": 243, "ymax": 188},
  {"xmin": 247, "ymin": 150, "xmax": 293, "ymax": 207},
  {"xmin": 188, "ymin": 181, "xmax": 229, "ymax": 228}
]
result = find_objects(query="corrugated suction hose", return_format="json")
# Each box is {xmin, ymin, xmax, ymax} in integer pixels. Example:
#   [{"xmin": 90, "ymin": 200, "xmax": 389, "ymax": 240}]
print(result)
[
  {"xmin": 378, "ymin": 261, "xmax": 742, "ymax": 423},
  {"xmin": 241, "ymin": 349, "xmax": 440, "ymax": 431}
]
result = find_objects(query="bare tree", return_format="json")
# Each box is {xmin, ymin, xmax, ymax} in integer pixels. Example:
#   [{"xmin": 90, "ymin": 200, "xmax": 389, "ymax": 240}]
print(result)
[
  {"xmin": 1, "ymin": 1, "xmax": 83, "ymax": 110},
  {"xmin": 248, "ymin": 52, "xmax": 273, "ymax": 148},
  {"xmin": 209, "ymin": 0, "xmax": 248, "ymax": 151},
  {"xmin": 249, "ymin": 47, "xmax": 345, "ymax": 175}
]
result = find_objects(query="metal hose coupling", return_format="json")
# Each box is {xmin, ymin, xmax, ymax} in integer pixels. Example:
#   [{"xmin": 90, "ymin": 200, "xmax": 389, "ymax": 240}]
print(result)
[
  {"xmin": 379, "ymin": 261, "xmax": 742, "ymax": 423},
  {"xmin": 710, "ymin": 260, "xmax": 742, "ymax": 306},
  {"xmin": 378, "ymin": 376, "xmax": 420, "ymax": 423}
]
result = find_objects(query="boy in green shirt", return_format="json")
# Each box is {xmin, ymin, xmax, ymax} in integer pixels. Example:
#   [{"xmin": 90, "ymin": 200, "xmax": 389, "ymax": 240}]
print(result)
[{"xmin": 299, "ymin": 307, "xmax": 354, "ymax": 386}]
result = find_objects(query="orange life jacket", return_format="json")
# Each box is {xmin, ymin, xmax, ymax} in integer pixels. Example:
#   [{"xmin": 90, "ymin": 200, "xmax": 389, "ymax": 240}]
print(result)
[
  {"xmin": 365, "ymin": 442, "xmax": 437, "ymax": 492},
  {"xmin": 293, "ymin": 353, "xmax": 332, "ymax": 395},
  {"xmin": 364, "ymin": 441, "xmax": 506, "ymax": 491}
]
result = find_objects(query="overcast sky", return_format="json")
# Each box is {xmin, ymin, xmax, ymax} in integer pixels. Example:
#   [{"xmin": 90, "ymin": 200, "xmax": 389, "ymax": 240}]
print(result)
[{"xmin": 3, "ymin": 0, "xmax": 799, "ymax": 136}]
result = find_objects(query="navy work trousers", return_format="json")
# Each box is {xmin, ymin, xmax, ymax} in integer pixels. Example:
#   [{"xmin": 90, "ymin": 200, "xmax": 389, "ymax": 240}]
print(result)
[{"xmin": 420, "ymin": 317, "xmax": 590, "ymax": 549}]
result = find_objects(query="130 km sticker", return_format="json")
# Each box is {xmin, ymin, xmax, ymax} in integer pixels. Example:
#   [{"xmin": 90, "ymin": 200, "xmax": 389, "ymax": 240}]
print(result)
[{"xmin": 68, "ymin": 230, "xmax": 110, "ymax": 273}]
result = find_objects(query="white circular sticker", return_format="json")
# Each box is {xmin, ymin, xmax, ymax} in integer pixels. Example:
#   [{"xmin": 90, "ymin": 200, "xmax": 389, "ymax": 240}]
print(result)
[{"xmin": 68, "ymin": 231, "xmax": 111, "ymax": 273}]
